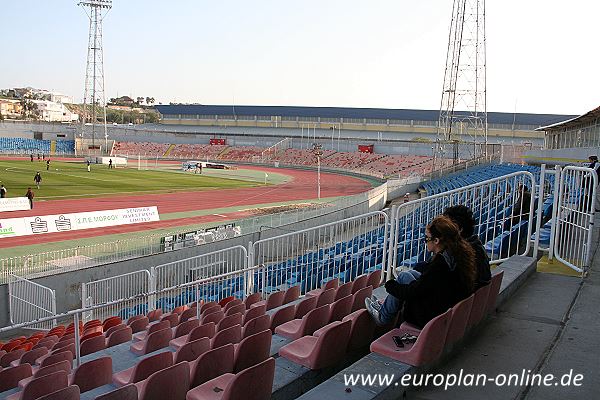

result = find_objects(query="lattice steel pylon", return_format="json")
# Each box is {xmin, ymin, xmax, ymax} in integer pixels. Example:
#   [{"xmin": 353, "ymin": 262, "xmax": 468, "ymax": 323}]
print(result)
[
  {"xmin": 435, "ymin": 0, "xmax": 487, "ymax": 169},
  {"xmin": 79, "ymin": 0, "xmax": 112, "ymax": 154}
]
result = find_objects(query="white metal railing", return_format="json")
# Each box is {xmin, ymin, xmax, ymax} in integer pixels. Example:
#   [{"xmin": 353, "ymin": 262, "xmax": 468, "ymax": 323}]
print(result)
[
  {"xmin": 0, "ymin": 183, "xmax": 389, "ymax": 284},
  {"xmin": 0, "ymin": 264, "xmax": 264, "ymax": 367},
  {"xmin": 249, "ymin": 211, "xmax": 388, "ymax": 296},
  {"xmin": 8, "ymin": 274, "xmax": 56, "ymax": 330},
  {"xmin": 81, "ymin": 270, "xmax": 152, "ymax": 323},
  {"xmin": 553, "ymin": 166, "xmax": 597, "ymax": 274},
  {"xmin": 388, "ymin": 171, "xmax": 536, "ymax": 279}
]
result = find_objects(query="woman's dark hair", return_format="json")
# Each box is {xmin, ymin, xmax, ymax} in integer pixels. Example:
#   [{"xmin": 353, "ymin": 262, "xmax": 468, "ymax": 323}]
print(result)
[
  {"xmin": 442, "ymin": 205, "xmax": 476, "ymax": 238},
  {"xmin": 428, "ymin": 215, "xmax": 476, "ymax": 292}
]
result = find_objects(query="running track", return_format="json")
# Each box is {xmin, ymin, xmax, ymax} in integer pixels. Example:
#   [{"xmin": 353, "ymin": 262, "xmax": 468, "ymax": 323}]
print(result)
[{"xmin": 0, "ymin": 165, "xmax": 373, "ymax": 248}]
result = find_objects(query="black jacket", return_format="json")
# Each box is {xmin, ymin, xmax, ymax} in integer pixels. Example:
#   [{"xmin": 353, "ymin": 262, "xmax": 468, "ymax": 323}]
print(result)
[
  {"xmin": 386, "ymin": 252, "xmax": 471, "ymax": 329},
  {"xmin": 467, "ymin": 235, "xmax": 491, "ymax": 289}
]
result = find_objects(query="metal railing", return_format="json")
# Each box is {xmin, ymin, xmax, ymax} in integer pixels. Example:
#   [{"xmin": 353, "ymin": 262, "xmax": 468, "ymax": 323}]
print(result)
[
  {"xmin": 0, "ymin": 183, "xmax": 390, "ymax": 284},
  {"xmin": 81, "ymin": 270, "xmax": 152, "ymax": 324},
  {"xmin": 8, "ymin": 274, "xmax": 56, "ymax": 330},
  {"xmin": 553, "ymin": 166, "xmax": 597, "ymax": 274},
  {"xmin": 388, "ymin": 171, "xmax": 536, "ymax": 279},
  {"xmin": 249, "ymin": 211, "xmax": 388, "ymax": 296}
]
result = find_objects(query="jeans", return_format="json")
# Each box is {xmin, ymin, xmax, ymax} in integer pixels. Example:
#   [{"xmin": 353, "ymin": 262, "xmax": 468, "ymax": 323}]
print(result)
[{"xmin": 379, "ymin": 269, "xmax": 421, "ymax": 324}]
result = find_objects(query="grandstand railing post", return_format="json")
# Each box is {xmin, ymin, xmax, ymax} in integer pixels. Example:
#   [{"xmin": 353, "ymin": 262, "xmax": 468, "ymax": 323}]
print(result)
[
  {"xmin": 548, "ymin": 165, "xmax": 562, "ymax": 261},
  {"xmin": 386, "ymin": 205, "xmax": 398, "ymax": 281},
  {"xmin": 148, "ymin": 267, "xmax": 157, "ymax": 312},
  {"xmin": 195, "ymin": 283, "xmax": 201, "ymax": 320},
  {"xmin": 74, "ymin": 312, "xmax": 81, "ymax": 367},
  {"xmin": 532, "ymin": 164, "xmax": 547, "ymax": 259}
]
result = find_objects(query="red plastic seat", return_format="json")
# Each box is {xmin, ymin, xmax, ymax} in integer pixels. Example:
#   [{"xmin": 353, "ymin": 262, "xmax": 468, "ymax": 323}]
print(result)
[
  {"xmin": 179, "ymin": 308, "xmax": 198, "ymax": 323},
  {"xmin": 243, "ymin": 293, "xmax": 261, "ymax": 309},
  {"xmin": 334, "ymin": 281, "xmax": 353, "ymax": 301},
  {"xmin": 225, "ymin": 304, "xmax": 246, "ymax": 317},
  {"xmin": 128, "ymin": 317, "xmax": 149, "ymax": 334},
  {"xmin": 80, "ymin": 330, "xmax": 103, "ymax": 343},
  {"xmin": 169, "ymin": 323, "xmax": 215, "ymax": 350},
  {"xmin": 439, "ymin": 293, "xmax": 475, "ymax": 346},
  {"xmin": 485, "ymin": 270, "xmax": 504, "ymax": 314},
  {"xmin": 83, "ymin": 319, "xmax": 101, "ymax": 331},
  {"xmin": 95, "ymin": 384, "xmax": 137, "ymax": 400},
  {"xmin": 174, "ymin": 337, "xmax": 211, "ymax": 364},
  {"xmin": 82, "ymin": 326, "xmax": 103, "ymax": 338},
  {"xmin": 32, "ymin": 337, "xmax": 59, "ymax": 351},
  {"xmin": 261, "ymin": 291, "xmax": 286, "ymax": 311},
  {"xmin": 136, "ymin": 362, "xmax": 190, "ymax": 400},
  {"xmin": 242, "ymin": 315, "xmax": 271, "ymax": 339},
  {"xmin": 233, "ymin": 330, "xmax": 271, "ymax": 373},
  {"xmin": 69, "ymin": 356, "xmax": 112, "ymax": 393},
  {"xmin": 35, "ymin": 350, "xmax": 73, "ymax": 371},
  {"xmin": 189, "ymin": 344, "xmax": 234, "ymax": 388},
  {"xmin": 173, "ymin": 306, "xmax": 187, "ymax": 315},
  {"xmin": 306, "ymin": 278, "xmax": 339, "ymax": 297},
  {"xmin": 112, "ymin": 351, "xmax": 173, "ymax": 387},
  {"xmin": 217, "ymin": 313, "xmax": 243, "ymax": 332},
  {"xmin": 328, "ymin": 294, "xmax": 353, "ymax": 323},
  {"xmin": 104, "ymin": 323, "xmax": 126, "ymax": 338},
  {"xmin": 211, "ymin": 325, "xmax": 242, "ymax": 349},
  {"xmin": 242, "ymin": 304, "xmax": 266, "ymax": 325},
  {"xmin": 126, "ymin": 315, "xmax": 145, "ymax": 325},
  {"xmin": 341, "ymin": 309, "xmax": 376, "ymax": 349},
  {"xmin": 199, "ymin": 301, "xmax": 217, "ymax": 314},
  {"xmin": 36, "ymin": 385, "xmax": 80, "ymax": 400},
  {"xmin": 351, "ymin": 274, "xmax": 368, "ymax": 294},
  {"xmin": 218, "ymin": 296, "xmax": 235, "ymax": 308},
  {"xmin": 160, "ymin": 313, "xmax": 179, "ymax": 328},
  {"xmin": 294, "ymin": 296, "xmax": 318, "ymax": 319},
  {"xmin": 103, "ymin": 317, "xmax": 123, "ymax": 332},
  {"xmin": 6, "ymin": 370, "xmax": 68, "ymax": 400},
  {"xmin": 201, "ymin": 310, "xmax": 225, "ymax": 326},
  {"xmin": 18, "ymin": 360, "xmax": 71, "ymax": 389},
  {"xmin": 25, "ymin": 383, "xmax": 78, "ymax": 400},
  {"xmin": 133, "ymin": 320, "xmax": 170, "ymax": 342},
  {"xmin": 200, "ymin": 305, "xmax": 221, "ymax": 319},
  {"xmin": 0, "ymin": 364, "xmax": 32, "ymax": 392},
  {"xmin": 282, "ymin": 286, "xmax": 300, "ymax": 304},
  {"xmin": 57, "ymin": 333, "xmax": 75, "ymax": 344},
  {"xmin": 351, "ymin": 285, "xmax": 373, "ymax": 312},
  {"xmin": 269, "ymin": 304, "xmax": 296, "ymax": 332},
  {"xmin": 107, "ymin": 326, "xmax": 133, "ymax": 348},
  {"xmin": 467, "ymin": 284, "xmax": 491, "ymax": 329},
  {"xmin": 1, "ymin": 349, "xmax": 26, "ymax": 368},
  {"xmin": 279, "ymin": 320, "xmax": 351, "ymax": 370},
  {"xmin": 80, "ymin": 335, "xmax": 106, "ymax": 356},
  {"xmin": 316, "ymin": 288, "xmax": 336, "ymax": 307},
  {"xmin": 130, "ymin": 328, "xmax": 172, "ymax": 356},
  {"xmin": 173, "ymin": 319, "xmax": 200, "ymax": 339},
  {"xmin": 275, "ymin": 304, "xmax": 330, "ymax": 340},
  {"xmin": 147, "ymin": 309, "xmax": 162, "ymax": 322},
  {"xmin": 186, "ymin": 357, "xmax": 275, "ymax": 400},
  {"xmin": 370, "ymin": 309, "xmax": 452, "ymax": 366},
  {"xmin": 223, "ymin": 299, "xmax": 243, "ymax": 312},
  {"xmin": 14, "ymin": 343, "xmax": 34, "ymax": 352},
  {"xmin": 11, "ymin": 347, "xmax": 48, "ymax": 367},
  {"xmin": 366, "ymin": 269, "xmax": 382, "ymax": 288}
]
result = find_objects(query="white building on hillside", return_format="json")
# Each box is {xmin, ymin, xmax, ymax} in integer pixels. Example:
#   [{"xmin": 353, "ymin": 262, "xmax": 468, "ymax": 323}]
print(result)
[{"xmin": 33, "ymin": 100, "xmax": 79, "ymax": 122}]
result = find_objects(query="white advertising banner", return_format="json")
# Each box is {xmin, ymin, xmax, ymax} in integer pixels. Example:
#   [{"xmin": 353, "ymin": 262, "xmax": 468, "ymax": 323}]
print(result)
[
  {"xmin": 0, "ymin": 206, "xmax": 160, "ymax": 239},
  {"xmin": 0, "ymin": 197, "xmax": 31, "ymax": 212}
]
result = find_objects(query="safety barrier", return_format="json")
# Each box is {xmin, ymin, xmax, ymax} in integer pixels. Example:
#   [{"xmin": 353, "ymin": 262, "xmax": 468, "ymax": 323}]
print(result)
[
  {"xmin": 8, "ymin": 274, "xmax": 56, "ymax": 330},
  {"xmin": 249, "ymin": 211, "xmax": 388, "ymax": 295},
  {"xmin": 388, "ymin": 171, "xmax": 536, "ymax": 279}
]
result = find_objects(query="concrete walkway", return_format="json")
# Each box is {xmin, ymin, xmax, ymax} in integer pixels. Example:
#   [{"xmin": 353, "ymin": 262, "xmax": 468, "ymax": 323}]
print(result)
[{"xmin": 407, "ymin": 217, "xmax": 600, "ymax": 399}]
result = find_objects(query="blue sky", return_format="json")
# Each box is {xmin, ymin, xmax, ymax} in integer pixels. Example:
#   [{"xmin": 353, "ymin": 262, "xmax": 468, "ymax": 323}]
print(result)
[{"xmin": 0, "ymin": 0, "xmax": 597, "ymax": 115}]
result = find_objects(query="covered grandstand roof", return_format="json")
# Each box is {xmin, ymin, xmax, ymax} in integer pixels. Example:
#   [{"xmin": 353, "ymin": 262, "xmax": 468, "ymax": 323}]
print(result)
[
  {"xmin": 536, "ymin": 105, "xmax": 600, "ymax": 131},
  {"xmin": 155, "ymin": 104, "xmax": 574, "ymax": 127}
]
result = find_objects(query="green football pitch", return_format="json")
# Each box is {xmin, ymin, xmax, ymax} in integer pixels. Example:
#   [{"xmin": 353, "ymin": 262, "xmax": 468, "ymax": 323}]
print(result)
[{"xmin": 0, "ymin": 160, "xmax": 287, "ymax": 200}]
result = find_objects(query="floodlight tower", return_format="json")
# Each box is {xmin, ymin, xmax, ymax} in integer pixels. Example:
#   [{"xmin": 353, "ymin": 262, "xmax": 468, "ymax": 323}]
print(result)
[
  {"xmin": 79, "ymin": 0, "xmax": 111, "ymax": 154},
  {"xmin": 435, "ymin": 0, "xmax": 487, "ymax": 168}
]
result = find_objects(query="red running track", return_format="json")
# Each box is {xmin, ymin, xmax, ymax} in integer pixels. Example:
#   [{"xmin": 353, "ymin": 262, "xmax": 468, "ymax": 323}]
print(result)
[{"xmin": 0, "ymin": 166, "xmax": 373, "ymax": 248}]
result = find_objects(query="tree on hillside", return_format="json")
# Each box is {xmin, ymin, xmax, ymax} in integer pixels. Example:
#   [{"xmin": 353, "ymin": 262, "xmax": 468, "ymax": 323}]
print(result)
[{"xmin": 20, "ymin": 98, "xmax": 39, "ymax": 120}]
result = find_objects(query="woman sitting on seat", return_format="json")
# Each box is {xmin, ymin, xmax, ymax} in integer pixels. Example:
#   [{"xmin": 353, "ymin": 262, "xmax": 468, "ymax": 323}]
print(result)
[{"xmin": 366, "ymin": 215, "xmax": 476, "ymax": 328}]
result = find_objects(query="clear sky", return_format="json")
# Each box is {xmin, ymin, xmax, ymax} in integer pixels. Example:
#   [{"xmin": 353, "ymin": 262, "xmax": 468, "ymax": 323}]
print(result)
[{"xmin": 0, "ymin": 0, "xmax": 597, "ymax": 115}]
